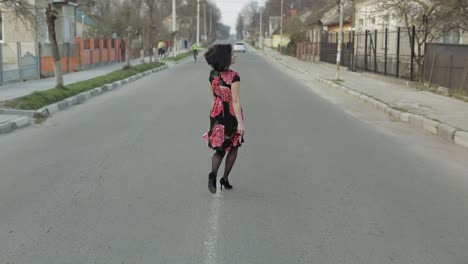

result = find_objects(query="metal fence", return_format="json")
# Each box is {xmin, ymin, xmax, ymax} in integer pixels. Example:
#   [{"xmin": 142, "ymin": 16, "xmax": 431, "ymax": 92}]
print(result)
[
  {"xmin": 318, "ymin": 31, "xmax": 354, "ymax": 67},
  {"xmin": 39, "ymin": 42, "xmax": 78, "ymax": 57},
  {"xmin": 353, "ymin": 27, "xmax": 418, "ymax": 80},
  {"xmin": 296, "ymin": 42, "xmax": 320, "ymax": 62},
  {"xmin": 0, "ymin": 42, "xmax": 40, "ymax": 85},
  {"xmin": 424, "ymin": 43, "xmax": 468, "ymax": 92}
]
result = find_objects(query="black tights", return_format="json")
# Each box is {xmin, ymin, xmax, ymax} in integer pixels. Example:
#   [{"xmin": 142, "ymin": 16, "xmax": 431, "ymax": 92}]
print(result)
[{"xmin": 211, "ymin": 147, "xmax": 239, "ymax": 179}]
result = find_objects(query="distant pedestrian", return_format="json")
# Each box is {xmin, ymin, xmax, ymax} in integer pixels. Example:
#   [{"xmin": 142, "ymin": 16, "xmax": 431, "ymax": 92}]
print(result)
[
  {"xmin": 203, "ymin": 44, "xmax": 244, "ymax": 194},
  {"xmin": 192, "ymin": 42, "xmax": 200, "ymax": 62},
  {"xmin": 157, "ymin": 41, "xmax": 165, "ymax": 58},
  {"xmin": 165, "ymin": 40, "xmax": 171, "ymax": 54}
]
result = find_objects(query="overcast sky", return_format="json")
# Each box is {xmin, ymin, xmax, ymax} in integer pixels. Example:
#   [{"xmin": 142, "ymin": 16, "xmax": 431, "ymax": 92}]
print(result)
[{"xmin": 216, "ymin": 0, "xmax": 260, "ymax": 34}]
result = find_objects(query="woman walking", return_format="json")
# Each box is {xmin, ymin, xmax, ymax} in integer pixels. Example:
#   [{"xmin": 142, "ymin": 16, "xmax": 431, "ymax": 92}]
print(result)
[{"xmin": 203, "ymin": 44, "xmax": 245, "ymax": 194}]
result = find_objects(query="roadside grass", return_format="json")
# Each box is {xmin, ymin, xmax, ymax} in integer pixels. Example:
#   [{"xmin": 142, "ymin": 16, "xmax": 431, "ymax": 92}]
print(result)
[
  {"xmin": 4, "ymin": 62, "xmax": 165, "ymax": 110},
  {"xmin": 166, "ymin": 51, "xmax": 193, "ymax": 61}
]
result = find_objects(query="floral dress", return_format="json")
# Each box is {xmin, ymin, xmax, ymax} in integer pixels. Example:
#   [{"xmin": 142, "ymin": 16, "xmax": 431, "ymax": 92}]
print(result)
[{"xmin": 203, "ymin": 69, "xmax": 244, "ymax": 152}]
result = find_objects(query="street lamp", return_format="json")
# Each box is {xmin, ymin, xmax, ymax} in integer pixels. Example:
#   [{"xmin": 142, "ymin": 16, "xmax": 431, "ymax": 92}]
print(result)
[
  {"xmin": 81, "ymin": 14, "xmax": 84, "ymax": 37},
  {"xmin": 172, "ymin": 0, "xmax": 177, "ymax": 57},
  {"xmin": 280, "ymin": 0, "xmax": 284, "ymax": 51}
]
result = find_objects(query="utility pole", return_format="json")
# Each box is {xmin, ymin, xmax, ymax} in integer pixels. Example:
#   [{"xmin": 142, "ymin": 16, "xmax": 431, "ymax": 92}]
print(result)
[
  {"xmin": 259, "ymin": 8, "xmax": 263, "ymax": 49},
  {"xmin": 336, "ymin": 0, "xmax": 344, "ymax": 80},
  {"xmin": 280, "ymin": 0, "xmax": 284, "ymax": 51},
  {"xmin": 197, "ymin": 0, "xmax": 200, "ymax": 44},
  {"xmin": 172, "ymin": 0, "xmax": 177, "ymax": 57},
  {"xmin": 209, "ymin": 8, "xmax": 212, "ymax": 40},
  {"xmin": 203, "ymin": 1, "xmax": 207, "ymax": 41}
]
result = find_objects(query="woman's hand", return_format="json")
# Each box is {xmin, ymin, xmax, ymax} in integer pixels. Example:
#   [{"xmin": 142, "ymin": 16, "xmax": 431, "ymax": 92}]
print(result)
[{"xmin": 237, "ymin": 122, "xmax": 245, "ymax": 138}]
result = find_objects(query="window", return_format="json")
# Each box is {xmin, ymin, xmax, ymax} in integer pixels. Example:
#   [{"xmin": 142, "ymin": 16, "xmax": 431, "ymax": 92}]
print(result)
[
  {"xmin": 64, "ymin": 17, "xmax": 70, "ymax": 42},
  {"xmin": 443, "ymin": 30, "xmax": 461, "ymax": 44},
  {"xmin": 382, "ymin": 15, "xmax": 389, "ymax": 28}
]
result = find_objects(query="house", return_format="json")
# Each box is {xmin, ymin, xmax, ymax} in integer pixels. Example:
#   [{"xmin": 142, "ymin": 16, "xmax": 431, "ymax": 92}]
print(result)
[
  {"xmin": 0, "ymin": 0, "xmax": 77, "ymax": 64},
  {"xmin": 319, "ymin": 0, "xmax": 354, "ymax": 43},
  {"xmin": 1, "ymin": 0, "xmax": 77, "ymax": 44},
  {"xmin": 263, "ymin": 31, "xmax": 291, "ymax": 49},
  {"xmin": 76, "ymin": 9, "xmax": 96, "ymax": 38},
  {"xmin": 354, "ymin": 0, "xmax": 467, "ymax": 44}
]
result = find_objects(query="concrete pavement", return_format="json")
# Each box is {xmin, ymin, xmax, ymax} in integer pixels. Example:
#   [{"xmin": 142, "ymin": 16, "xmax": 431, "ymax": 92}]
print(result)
[
  {"xmin": 260, "ymin": 47, "xmax": 468, "ymax": 150},
  {"xmin": 1, "ymin": 49, "xmax": 468, "ymax": 263},
  {"xmin": 0, "ymin": 49, "xmax": 191, "ymax": 135},
  {"xmin": 0, "ymin": 49, "xmax": 190, "ymax": 102}
]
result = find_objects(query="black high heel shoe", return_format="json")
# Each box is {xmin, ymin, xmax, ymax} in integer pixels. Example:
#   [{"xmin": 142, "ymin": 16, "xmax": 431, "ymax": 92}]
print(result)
[
  {"xmin": 220, "ymin": 177, "xmax": 233, "ymax": 190},
  {"xmin": 208, "ymin": 172, "xmax": 217, "ymax": 194}
]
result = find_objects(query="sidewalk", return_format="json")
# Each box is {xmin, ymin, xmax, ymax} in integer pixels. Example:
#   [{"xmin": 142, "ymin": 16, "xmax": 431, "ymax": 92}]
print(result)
[
  {"xmin": 0, "ymin": 58, "xmax": 146, "ymax": 102},
  {"xmin": 0, "ymin": 47, "xmax": 190, "ymax": 102},
  {"xmin": 262, "ymin": 48, "xmax": 468, "ymax": 132},
  {"xmin": 0, "ymin": 49, "xmax": 192, "ymax": 134},
  {"xmin": 259, "ymin": 47, "xmax": 468, "ymax": 149}
]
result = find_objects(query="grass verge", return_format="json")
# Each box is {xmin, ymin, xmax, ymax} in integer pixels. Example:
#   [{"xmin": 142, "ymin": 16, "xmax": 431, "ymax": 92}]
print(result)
[
  {"xmin": 4, "ymin": 62, "xmax": 165, "ymax": 110},
  {"xmin": 166, "ymin": 51, "xmax": 193, "ymax": 62}
]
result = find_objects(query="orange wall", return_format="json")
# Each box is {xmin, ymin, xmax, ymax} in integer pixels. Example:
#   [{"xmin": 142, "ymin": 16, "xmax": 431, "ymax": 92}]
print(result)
[{"xmin": 40, "ymin": 38, "xmax": 129, "ymax": 76}]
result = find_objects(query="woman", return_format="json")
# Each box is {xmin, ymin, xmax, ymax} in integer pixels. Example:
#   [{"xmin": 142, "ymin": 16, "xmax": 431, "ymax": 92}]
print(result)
[{"xmin": 203, "ymin": 44, "xmax": 245, "ymax": 194}]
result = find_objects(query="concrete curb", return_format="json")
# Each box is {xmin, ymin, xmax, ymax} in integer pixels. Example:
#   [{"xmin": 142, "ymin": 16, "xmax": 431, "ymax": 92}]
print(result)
[
  {"xmin": 315, "ymin": 77, "xmax": 468, "ymax": 151},
  {"xmin": 0, "ymin": 116, "xmax": 32, "ymax": 134},
  {"xmin": 454, "ymin": 131, "xmax": 468, "ymax": 149},
  {"xmin": 262, "ymin": 50, "xmax": 468, "ymax": 150},
  {"xmin": 0, "ymin": 64, "xmax": 169, "ymax": 135}
]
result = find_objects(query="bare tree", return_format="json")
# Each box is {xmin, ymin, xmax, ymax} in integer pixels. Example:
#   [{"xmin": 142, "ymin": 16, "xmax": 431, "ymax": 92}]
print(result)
[
  {"xmin": 236, "ymin": 15, "xmax": 245, "ymax": 40},
  {"xmin": 0, "ymin": 0, "xmax": 35, "ymax": 25},
  {"xmin": 45, "ymin": 3, "xmax": 64, "ymax": 88},
  {"xmin": 143, "ymin": 0, "xmax": 159, "ymax": 62},
  {"xmin": 375, "ymin": 0, "xmax": 468, "ymax": 80}
]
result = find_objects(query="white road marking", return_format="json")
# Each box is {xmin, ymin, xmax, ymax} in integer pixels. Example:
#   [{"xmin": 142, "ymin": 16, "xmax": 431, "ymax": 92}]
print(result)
[{"xmin": 203, "ymin": 191, "xmax": 222, "ymax": 264}]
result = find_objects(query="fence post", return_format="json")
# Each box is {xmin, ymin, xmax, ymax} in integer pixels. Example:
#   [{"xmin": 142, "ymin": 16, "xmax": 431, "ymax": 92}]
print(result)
[
  {"xmin": 90, "ymin": 39, "xmax": 94, "ymax": 65},
  {"xmin": 78, "ymin": 41, "xmax": 82, "ymax": 70},
  {"xmin": 99, "ymin": 38, "xmax": 103, "ymax": 64},
  {"xmin": 66, "ymin": 43, "xmax": 70, "ymax": 73},
  {"xmin": 396, "ymin": 27, "xmax": 401, "ymax": 78},
  {"xmin": 410, "ymin": 25, "xmax": 415, "ymax": 81},
  {"xmin": 35, "ymin": 42, "xmax": 40, "ymax": 80},
  {"xmin": 17, "ymin": 42, "xmax": 23, "ymax": 81},
  {"xmin": 351, "ymin": 30, "xmax": 356, "ymax": 72},
  {"xmin": 374, "ymin": 29, "xmax": 378, "ymax": 73},
  {"xmin": 448, "ymin": 54, "xmax": 453, "ymax": 89},
  {"xmin": 0, "ymin": 43, "xmax": 3, "ymax": 85},
  {"xmin": 384, "ymin": 28, "xmax": 388, "ymax": 76},
  {"xmin": 365, "ymin": 30, "xmax": 368, "ymax": 71}
]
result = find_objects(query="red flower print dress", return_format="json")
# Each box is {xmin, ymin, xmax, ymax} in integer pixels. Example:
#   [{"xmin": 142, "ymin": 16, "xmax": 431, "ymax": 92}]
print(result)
[{"xmin": 203, "ymin": 69, "xmax": 244, "ymax": 152}]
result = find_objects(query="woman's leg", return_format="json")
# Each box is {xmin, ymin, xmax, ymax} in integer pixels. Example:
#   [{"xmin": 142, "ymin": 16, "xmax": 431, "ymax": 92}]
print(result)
[
  {"xmin": 212, "ymin": 150, "xmax": 226, "ymax": 175},
  {"xmin": 223, "ymin": 147, "xmax": 238, "ymax": 179}
]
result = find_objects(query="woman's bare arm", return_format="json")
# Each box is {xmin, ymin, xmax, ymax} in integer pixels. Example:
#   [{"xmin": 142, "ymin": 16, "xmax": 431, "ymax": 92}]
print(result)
[{"xmin": 231, "ymin": 81, "xmax": 244, "ymax": 135}]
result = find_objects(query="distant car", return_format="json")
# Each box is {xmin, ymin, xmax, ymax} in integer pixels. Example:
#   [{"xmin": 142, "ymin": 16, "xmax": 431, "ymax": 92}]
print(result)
[{"xmin": 233, "ymin": 42, "xmax": 246, "ymax": 53}]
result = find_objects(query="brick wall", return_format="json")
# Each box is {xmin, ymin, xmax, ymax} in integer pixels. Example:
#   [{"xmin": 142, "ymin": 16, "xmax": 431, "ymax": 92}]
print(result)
[{"xmin": 40, "ymin": 37, "xmax": 131, "ymax": 76}]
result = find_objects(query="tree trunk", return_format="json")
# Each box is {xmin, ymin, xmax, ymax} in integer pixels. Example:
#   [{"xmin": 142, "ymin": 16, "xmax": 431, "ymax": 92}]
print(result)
[
  {"xmin": 125, "ymin": 32, "xmax": 131, "ymax": 68},
  {"xmin": 336, "ymin": 0, "xmax": 344, "ymax": 80},
  {"xmin": 46, "ymin": 4, "xmax": 64, "ymax": 88}
]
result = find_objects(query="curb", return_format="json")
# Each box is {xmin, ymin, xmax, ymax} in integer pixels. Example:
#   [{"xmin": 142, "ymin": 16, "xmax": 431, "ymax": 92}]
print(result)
[
  {"xmin": 0, "ymin": 116, "xmax": 32, "ymax": 134},
  {"xmin": 316, "ymin": 78, "xmax": 468, "ymax": 151},
  {"xmin": 0, "ymin": 64, "xmax": 169, "ymax": 135},
  {"xmin": 261, "ymin": 49, "xmax": 468, "ymax": 150}
]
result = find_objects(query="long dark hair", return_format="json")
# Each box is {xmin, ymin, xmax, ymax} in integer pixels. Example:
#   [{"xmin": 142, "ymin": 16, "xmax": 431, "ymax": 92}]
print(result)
[{"xmin": 204, "ymin": 44, "xmax": 232, "ymax": 71}]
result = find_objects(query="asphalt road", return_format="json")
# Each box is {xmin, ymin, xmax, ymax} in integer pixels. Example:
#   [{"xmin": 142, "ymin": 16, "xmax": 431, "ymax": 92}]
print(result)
[{"xmin": 1, "ymin": 50, "xmax": 468, "ymax": 264}]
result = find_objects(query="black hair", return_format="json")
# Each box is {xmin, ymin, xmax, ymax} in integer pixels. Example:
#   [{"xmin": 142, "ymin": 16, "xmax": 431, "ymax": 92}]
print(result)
[{"xmin": 204, "ymin": 44, "xmax": 232, "ymax": 71}]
